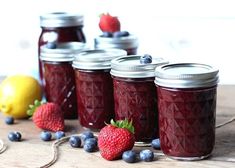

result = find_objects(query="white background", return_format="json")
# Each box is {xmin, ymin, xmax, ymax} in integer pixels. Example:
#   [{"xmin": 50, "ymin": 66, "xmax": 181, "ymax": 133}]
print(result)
[{"xmin": 0, "ymin": 0, "xmax": 234, "ymax": 84}]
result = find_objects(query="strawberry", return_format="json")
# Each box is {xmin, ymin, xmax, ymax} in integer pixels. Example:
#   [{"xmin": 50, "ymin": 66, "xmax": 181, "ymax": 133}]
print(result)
[
  {"xmin": 27, "ymin": 100, "xmax": 64, "ymax": 132},
  {"xmin": 99, "ymin": 13, "xmax": 120, "ymax": 33},
  {"xmin": 98, "ymin": 119, "xmax": 135, "ymax": 160}
]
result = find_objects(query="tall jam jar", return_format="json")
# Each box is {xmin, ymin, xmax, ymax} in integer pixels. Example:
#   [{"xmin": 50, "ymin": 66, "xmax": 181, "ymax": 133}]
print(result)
[
  {"xmin": 72, "ymin": 49, "xmax": 127, "ymax": 131},
  {"xmin": 40, "ymin": 42, "xmax": 87, "ymax": 119},
  {"xmin": 94, "ymin": 35, "xmax": 138, "ymax": 55},
  {"xmin": 38, "ymin": 12, "xmax": 86, "ymax": 82},
  {"xmin": 110, "ymin": 55, "xmax": 168, "ymax": 142},
  {"xmin": 155, "ymin": 63, "xmax": 219, "ymax": 160}
]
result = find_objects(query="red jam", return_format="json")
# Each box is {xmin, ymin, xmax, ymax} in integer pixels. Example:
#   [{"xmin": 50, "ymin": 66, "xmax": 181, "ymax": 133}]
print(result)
[
  {"xmin": 42, "ymin": 62, "xmax": 77, "ymax": 119},
  {"xmin": 125, "ymin": 48, "xmax": 137, "ymax": 55},
  {"xmin": 113, "ymin": 77, "xmax": 158, "ymax": 142},
  {"xmin": 74, "ymin": 70, "xmax": 114, "ymax": 129},
  {"xmin": 155, "ymin": 63, "xmax": 219, "ymax": 160},
  {"xmin": 38, "ymin": 13, "xmax": 86, "ymax": 81},
  {"xmin": 157, "ymin": 86, "xmax": 216, "ymax": 158}
]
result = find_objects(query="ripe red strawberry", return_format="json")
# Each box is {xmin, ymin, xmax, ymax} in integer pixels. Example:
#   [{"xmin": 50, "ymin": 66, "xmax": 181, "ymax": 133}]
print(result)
[
  {"xmin": 98, "ymin": 119, "xmax": 135, "ymax": 160},
  {"xmin": 27, "ymin": 100, "xmax": 64, "ymax": 132},
  {"xmin": 99, "ymin": 13, "xmax": 120, "ymax": 33}
]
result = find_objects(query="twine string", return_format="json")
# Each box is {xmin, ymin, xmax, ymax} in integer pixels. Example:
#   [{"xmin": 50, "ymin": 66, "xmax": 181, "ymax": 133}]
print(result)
[{"xmin": 0, "ymin": 139, "xmax": 7, "ymax": 154}]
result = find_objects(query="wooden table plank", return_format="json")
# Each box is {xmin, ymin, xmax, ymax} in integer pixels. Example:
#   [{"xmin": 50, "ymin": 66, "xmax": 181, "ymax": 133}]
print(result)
[{"xmin": 0, "ymin": 84, "xmax": 234, "ymax": 168}]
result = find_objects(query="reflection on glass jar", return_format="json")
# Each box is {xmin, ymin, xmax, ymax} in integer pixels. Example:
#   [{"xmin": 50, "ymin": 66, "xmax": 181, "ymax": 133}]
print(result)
[
  {"xmin": 155, "ymin": 63, "xmax": 219, "ymax": 160},
  {"xmin": 72, "ymin": 49, "xmax": 127, "ymax": 130},
  {"xmin": 38, "ymin": 12, "xmax": 86, "ymax": 82},
  {"xmin": 111, "ymin": 55, "xmax": 168, "ymax": 142},
  {"xmin": 94, "ymin": 35, "xmax": 138, "ymax": 55},
  {"xmin": 40, "ymin": 42, "xmax": 87, "ymax": 119}
]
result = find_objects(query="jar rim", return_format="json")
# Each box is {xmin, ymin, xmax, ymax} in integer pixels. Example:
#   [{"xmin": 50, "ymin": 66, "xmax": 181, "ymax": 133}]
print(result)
[
  {"xmin": 40, "ymin": 12, "xmax": 84, "ymax": 27},
  {"xmin": 72, "ymin": 49, "xmax": 127, "ymax": 70},
  {"xmin": 94, "ymin": 35, "xmax": 138, "ymax": 49},
  {"xmin": 40, "ymin": 42, "xmax": 88, "ymax": 62},
  {"xmin": 154, "ymin": 63, "xmax": 219, "ymax": 88},
  {"xmin": 111, "ymin": 55, "xmax": 168, "ymax": 78}
]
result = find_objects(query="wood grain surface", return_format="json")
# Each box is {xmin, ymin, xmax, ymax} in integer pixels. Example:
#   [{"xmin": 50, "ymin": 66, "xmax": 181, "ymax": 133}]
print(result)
[{"xmin": 0, "ymin": 83, "xmax": 234, "ymax": 168}]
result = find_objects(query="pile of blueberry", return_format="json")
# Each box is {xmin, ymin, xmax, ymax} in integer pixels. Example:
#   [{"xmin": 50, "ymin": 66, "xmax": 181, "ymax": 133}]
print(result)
[
  {"xmin": 40, "ymin": 130, "xmax": 98, "ymax": 153},
  {"xmin": 5, "ymin": 116, "xmax": 161, "ymax": 164},
  {"xmin": 101, "ymin": 31, "xmax": 130, "ymax": 38},
  {"xmin": 69, "ymin": 131, "xmax": 98, "ymax": 152},
  {"xmin": 40, "ymin": 130, "xmax": 66, "ymax": 141},
  {"xmin": 122, "ymin": 138, "xmax": 161, "ymax": 163}
]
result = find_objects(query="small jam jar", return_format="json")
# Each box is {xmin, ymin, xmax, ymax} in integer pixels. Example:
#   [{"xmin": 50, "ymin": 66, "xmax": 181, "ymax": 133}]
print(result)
[
  {"xmin": 40, "ymin": 42, "xmax": 87, "ymax": 119},
  {"xmin": 38, "ymin": 12, "xmax": 86, "ymax": 81},
  {"xmin": 94, "ymin": 35, "xmax": 138, "ymax": 55},
  {"xmin": 110, "ymin": 55, "xmax": 168, "ymax": 142},
  {"xmin": 155, "ymin": 63, "xmax": 219, "ymax": 160},
  {"xmin": 72, "ymin": 49, "xmax": 127, "ymax": 130}
]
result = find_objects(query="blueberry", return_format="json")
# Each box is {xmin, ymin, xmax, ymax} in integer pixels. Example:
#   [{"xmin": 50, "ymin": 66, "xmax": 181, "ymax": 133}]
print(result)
[
  {"xmin": 5, "ymin": 117, "xmax": 14, "ymax": 125},
  {"xmin": 15, "ymin": 132, "xmax": 22, "ymax": 141},
  {"xmin": 69, "ymin": 136, "xmax": 81, "ymax": 148},
  {"xmin": 113, "ymin": 31, "xmax": 130, "ymax": 38},
  {"xmin": 83, "ymin": 141, "xmax": 97, "ymax": 152},
  {"xmin": 101, "ymin": 32, "xmax": 113, "ymax": 38},
  {"xmin": 139, "ymin": 149, "xmax": 154, "ymax": 162},
  {"xmin": 140, "ymin": 54, "xmax": 152, "ymax": 64},
  {"xmin": 83, "ymin": 138, "xmax": 97, "ymax": 152},
  {"xmin": 84, "ymin": 137, "xmax": 97, "ymax": 147},
  {"xmin": 122, "ymin": 150, "xmax": 137, "ymax": 163},
  {"xmin": 55, "ymin": 131, "xmax": 65, "ymax": 140},
  {"xmin": 8, "ymin": 132, "xmax": 21, "ymax": 142},
  {"xmin": 40, "ymin": 131, "xmax": 52, "ymax": 141},
  {"xmin": 46, "ymin": 42, "xmax": 57, "ymax": 49},
  {"xmin": 151, "ymin": 138, "xmax": 161, "ymax": 149},
  {"xmin": 81, "ymin": 131, "xmax": 94, "ymax": 142}
]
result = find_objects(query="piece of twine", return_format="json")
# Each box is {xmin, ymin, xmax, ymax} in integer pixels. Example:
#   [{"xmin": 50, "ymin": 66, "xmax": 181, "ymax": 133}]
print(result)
[
  {"xmin": 0, "ymin": 138, "xmax": 7, "ymax": 154},
  {"xmin": 0, "ymin": 117, "xmax": 234, "ymax": 168}
]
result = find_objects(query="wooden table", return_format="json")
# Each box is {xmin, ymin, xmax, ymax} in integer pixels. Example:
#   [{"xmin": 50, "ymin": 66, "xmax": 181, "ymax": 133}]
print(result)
[{"xmin": 0, "ymin": 84, "xmax": 234, "ymax": 168}]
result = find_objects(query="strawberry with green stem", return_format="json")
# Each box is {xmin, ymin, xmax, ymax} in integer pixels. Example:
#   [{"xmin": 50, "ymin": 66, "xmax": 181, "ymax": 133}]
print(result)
[
  {"xmin": 27, "ymin": 100, "xmax": 64, "ymax": 132},
  {"xmin": 98, "ymin": 119, "xmax": 135, "ymax": 160}
]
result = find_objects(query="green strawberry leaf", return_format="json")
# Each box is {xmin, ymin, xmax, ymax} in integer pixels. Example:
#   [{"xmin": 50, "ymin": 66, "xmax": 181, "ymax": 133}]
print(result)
[{"xmin": 110, "ymin": 118, "xmax": 135, "ymax": 134}]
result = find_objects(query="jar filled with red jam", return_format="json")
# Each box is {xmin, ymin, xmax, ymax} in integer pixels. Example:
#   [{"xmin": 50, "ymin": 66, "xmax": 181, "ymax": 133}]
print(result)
[
  {"xmin": 155, "ymin": 63, "xmax": 219, "ymax": 160},
  {"xmin": 110, "ymin": 55, "xmax": 168, "ymax": 142},
  {"xmin": 94, "ymin": 34, "xmax": 138, "ymax": 55},
  {"xmin": 72, "ymin": 49, "xmax": 127, "ymax": 130},
  {"xmin": 38, "ymin": 12, "xmax": 86, "ymax": 82},
  {"xmin": 40, "ymin": 42, "xmax": 87, "ymax": 119}
]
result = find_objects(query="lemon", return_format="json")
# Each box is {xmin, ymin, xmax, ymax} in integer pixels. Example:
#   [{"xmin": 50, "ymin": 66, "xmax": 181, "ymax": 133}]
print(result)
[{"xmin": 0, "ymin": 75, "xmax": 42, "ymax": 119}]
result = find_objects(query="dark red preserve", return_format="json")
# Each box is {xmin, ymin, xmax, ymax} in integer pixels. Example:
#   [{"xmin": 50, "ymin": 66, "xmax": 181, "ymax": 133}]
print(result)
[
  {"xmin": 38, "ymin": 12, "xmax": 86, "ymax": 81},
  {"xmin": 40, "ymin": 42, "xmax": 87, "ymax": 119},
  {"xmin": 155, "ymin": 63, "xmax": 219, "ymax": 160},
  {"xmin": 72, "ymin": 49, "xmax": 127, "ymax": 130},
  {"xmin": 111, "ymin": 55, "xmax": 168, "ymax": 142}
]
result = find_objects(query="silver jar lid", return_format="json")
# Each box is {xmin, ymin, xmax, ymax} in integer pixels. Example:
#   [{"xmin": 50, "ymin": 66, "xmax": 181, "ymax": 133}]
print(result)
[
  {"xmin": 94, "ymin": 35, "xmax": 138, "ymax": 49},
  {"xmin": 155, "ymin": 63, "xmax": 219, "ymax": 88},
  {"xmin": 40, "ymin": 42, "xmax": 88, "ymax": 62},
  {"xmin": 111, "ymin": 55, "xmax": 168, "ymax": 78},
  {"xmin": 40, "ymin": 12, "xmax": 84, "ymax": 27},
  {"xmin": 72, "ymin": 49, "xmax": 127, "ymax": 70}
]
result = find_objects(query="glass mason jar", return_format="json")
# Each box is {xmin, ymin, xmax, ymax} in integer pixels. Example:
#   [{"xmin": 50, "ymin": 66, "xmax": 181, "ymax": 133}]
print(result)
[
  {"xmin": 155, "ymin": 63, "xmax": 219, "ymax": 160},
  {"xmin": 94, "ymin": 35, "xmax": 138, "ymax": 55},
  {"xmin": 110, "ymin": 55, "xmax": 168, "ymax": 142},
  {"xmin": 72, "ymin": 49, "xmax": 127, "ymax": 130},
  {"xmin": 38, "ymin": 12, "xmax": 86, "ymax": 82},
  {"xmin": 40, "ymin": 42, "xmax": 87, "ymax": 119}
]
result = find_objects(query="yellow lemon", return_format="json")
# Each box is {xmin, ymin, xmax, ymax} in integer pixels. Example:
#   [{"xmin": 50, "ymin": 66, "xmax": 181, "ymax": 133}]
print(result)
[{"xmin": 0, "ymin": 75, "xmax": 42, "ymax": 119}]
